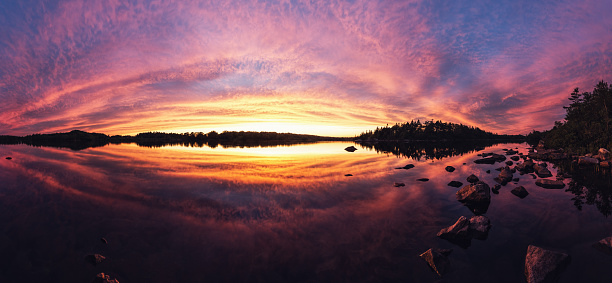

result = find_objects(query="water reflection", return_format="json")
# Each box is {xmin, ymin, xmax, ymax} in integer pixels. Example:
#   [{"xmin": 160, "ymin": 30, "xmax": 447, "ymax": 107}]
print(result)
[
  {"xmin": 358, "ymin": 141, "xmax": 504, "ymax": 160},
  {"xmin": 0, "ymin": 142, "xmax": 611, "ymax": 282}
]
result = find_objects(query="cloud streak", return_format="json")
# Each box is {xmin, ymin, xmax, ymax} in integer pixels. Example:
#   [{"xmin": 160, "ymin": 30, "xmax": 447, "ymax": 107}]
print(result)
[{"xmin": 1, "ymin": 0, "xmax": 611, "ymax": 136}]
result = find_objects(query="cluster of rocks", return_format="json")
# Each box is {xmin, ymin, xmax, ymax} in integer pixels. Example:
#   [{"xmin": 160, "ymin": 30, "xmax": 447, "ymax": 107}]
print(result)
[
  {"xmin": 85, "ymin": 237, "xmax": 119, "ymax": 283},
  {"xmin": 577, "ymin": 148, "xmax": 611, "ymax": 168}
]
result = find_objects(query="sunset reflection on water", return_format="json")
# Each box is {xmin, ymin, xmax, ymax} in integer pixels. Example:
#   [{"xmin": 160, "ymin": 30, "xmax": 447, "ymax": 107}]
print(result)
[{"xmin": 1, "ymin": 142, "xmax": 611, "ymax": 282}]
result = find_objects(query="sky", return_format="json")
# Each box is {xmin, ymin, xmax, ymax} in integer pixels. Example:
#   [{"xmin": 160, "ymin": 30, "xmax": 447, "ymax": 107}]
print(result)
[{"xmin": 0, "ymin": 0, "xmax": 611, "ymax": 137}]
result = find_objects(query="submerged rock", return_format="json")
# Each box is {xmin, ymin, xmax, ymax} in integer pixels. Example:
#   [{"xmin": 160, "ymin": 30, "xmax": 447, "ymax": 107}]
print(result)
[
  {"xmin": 466, "ymin": 174, "xmax": 479, "ymax": 183},
  {"xmin": 417, "ymin": 178, "xmax": 429, "ymax": 182},
  {"xmin": 593, "ymin": 236, "xmax": 612, "ymax": 255},
  {"xmin": 524, "ymin": 245, "xmax": 570, "ymax": 283},
  {"xmin": 445, "ymin": 166, "xmax": 455, "ymax": 172},
  {"xmin": 393, "ymin": 182, "xmax": 405, "ymax": 187},
  {"xmin": 511, "ymin": 186, "xmax": 529, "ymax": 199},
  {"xmin": 419, "ymin": 248, "xmax": 453, "ymax": 277},
  {"xmin": 448, "ymin": 181, "xmax": 463, "ymax": 188},
  {"xmin": 535, "ymin": 179, "xmax": 565, "ymax": 189},
  {"xmin": 344, "ymin": 146, "xmax": 357, "ymax": 152}
]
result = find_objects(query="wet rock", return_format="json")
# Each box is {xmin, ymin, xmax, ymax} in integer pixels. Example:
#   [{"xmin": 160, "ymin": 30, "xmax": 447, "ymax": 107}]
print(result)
[
  {"xmin": 437, "ymin": 216, "xmax": 470, "ymax": 240},
  {"xmin": 506, "ymin": 161, "xmax": 514, "ymax": 166},
  {"xmin": 516, "ymin": 159, "xmax": 535, "ymax": 173},
  {"xmin": 86, "ymin": 254, "xmax": 106, "ymax": 266},
  {"xmin": 417, "ymin": 178, "xmax": 429, "ymax": 182},
  {"xmin": 524, "ymin": 245, "xmax": 570, "ymax": 283},
  {"xmin": 437, "ymin": 215, "xmax": 491, "ymax": 245},
  {"xmin": 393, "ymin": 182, "xmax": 405, "ymax": 187},
  {"xmin": 5, "ymin": 157, "xmax": 11, "ymax": 160},
  {"xmin": 535, "ymin": 179, "xmax": 565, "ymax": 189},
  {"xmin": 534, "ymin": 164, "xmax": 553, "ymax": 178},
  {"xmin": 448, "ymin": 181, "xmax": 463, "ymax": 188},
  {"xmin": 93, "ymin": 273, "xmax": 120, "ymax": 283},
  {"xmin": 395, "ymin": 164, "xmax": 415, "ymax": 170},
  {"xmin": 486, "ymin": 170, "xmax": 491, "ymax": 174},
  {"xmin": 466, "ymin": 174, "xmax": 479, "ymax": 183},
  {"xmin": 344, "ymin": 146, "xmax": 357, "ymax": 152},
  {"xmin": 593, "ymin": 236, "xmax": 612, "ymax": 255},
  {"xmin": 511, "ymin": 156, "xmax": 520, "ymax": 161},
  {"xmin": 468, "ymin": 215, "xmax": 491, "ymax": 240},
  {"xmin": 445, "ymin": 166, "xmax": 455, "ymax": 172},
  {"xmin": 492, "ymin": 184, "xmax": 501, "ymax": 193},
  {"xmin": 506, "ymin": 149, "xmax": 518, "ymax": 155},
  {"xmin": 511, "ymin": 186, "xmax": 529, "ymax": 198},
  {"xmin": 598, "ymin": 148, "xmax": 611, "ymax": 161},
  {"xmin": 419, "ymin": 248, "xmax": 453, "ymax": 276},
  {"xmin": 456, "ymin": 181, "xmax": 490, "ymax": 214},
  {"xmin": 494, "ymin": 166, "xmax": 513, "ymax": 186},
  {"xmin": 578, "ymin": 156, "xmax": 599, "ymax": 165},
  {"xmin": 530, "ymin": 173, "xmax": 537, "ymax": 179},
  {"xmin": 344, "ymin": 174, "xmax": 353, "ymax": 177},
  {"xmin": 474, "ymin": 157, "xmax": 496, "ymax": 164}
]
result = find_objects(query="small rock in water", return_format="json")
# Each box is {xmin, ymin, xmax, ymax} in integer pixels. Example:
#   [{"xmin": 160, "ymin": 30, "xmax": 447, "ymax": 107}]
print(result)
[
  {"xmin": 593, "ymin": 236, "xmax": 612, "ymax": 255},
  {"xmin": 395, "ymin": 164, "xmax": 415, "ymax": 170},
  {"xmin": 344, "ymin": 146, "xmax": 357, "ymax": 152},
  {"xmin": 5, "ymin": 157, "xmax": 11, "ymax": 160},
  {"xmin": 93, "ymin": 273, "xmax": 120, "ymax": 283},
  {"xmin": 344, "ymin": 174, "xmax": 353, "ymax": 177},
  {"xmin": 492, "ymin": 184, "xmax": 501, "ymax": 193},
  {"xmin": 447, "ymin": 181, "xmax": 463, "ymax": 188},
  {"xmin": 535, "ymin": 179, "xmax": 565, "ymax": 189},
  {"xmin": 445, "ymin": 166, "xmax": 455, "ymax": 172},
  {"xmin": 511, "ymin": 156, "xmax": 520, "ymax": 161},
  {"xmin": 524, "ymin": 245, "xmax": 570, "ymax": 283},
  {"xmin": 511, "ymin": 186, "xmax": 529, "ymax": 198},
  {"xmin": 419, "ymin": 248, "xmax": 453, "ymax": 277},
  {"xmin": 394, "ymin": 182, "xmax": 405, "ymax": 187},
  {"xmin": 466, "ymin": 174, "xmax": 479, "ymax": 183},
  {"xmin": 505, "ymin": 161, "xmax": 513, "ymax": 166},
  {"xmin": 417, "ymin": 178, "xmax": 429, "ymax": 182},
  {"xmin": 85, "ymin": 254, "xmax": 106, "ymax": 266},
  {"xmin": 486, "ymin": 170, "xmax": 491, "ymax": 174}
]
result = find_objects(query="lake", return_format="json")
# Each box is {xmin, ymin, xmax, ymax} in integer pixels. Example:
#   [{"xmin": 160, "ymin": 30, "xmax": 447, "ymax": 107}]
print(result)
[{"xmin": 0, "ymin": 142, "xmax": 611, "ymax": 282}]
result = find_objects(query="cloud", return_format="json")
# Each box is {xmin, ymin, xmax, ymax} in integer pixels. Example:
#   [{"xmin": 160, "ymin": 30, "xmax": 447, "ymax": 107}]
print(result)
[{"xmin": 1, "ymin": 0, "xmax": 611, "ymax": 136}]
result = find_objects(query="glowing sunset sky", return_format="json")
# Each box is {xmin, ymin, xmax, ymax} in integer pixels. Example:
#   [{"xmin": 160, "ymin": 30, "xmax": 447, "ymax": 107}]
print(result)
[{"xmin": 1, "ymin": 0, "xmax": 611, "ymax": 136}]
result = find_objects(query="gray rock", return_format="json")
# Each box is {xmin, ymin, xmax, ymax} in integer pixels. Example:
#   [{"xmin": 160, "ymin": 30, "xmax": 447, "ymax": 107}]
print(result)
[
  {"xmin": 419, "ymin": 248, "xmax": 453, "ymax": 276},
  {"xmin": 535, "ymin": 179, "xmax": 565, "ymax": 189},
  {"xmin": 511, "ymin": 186, "xmax": 529, "ymax": 198},
  {"xmin": 524, "ymin": 245, "xmax": 570, "ymax": 283}
]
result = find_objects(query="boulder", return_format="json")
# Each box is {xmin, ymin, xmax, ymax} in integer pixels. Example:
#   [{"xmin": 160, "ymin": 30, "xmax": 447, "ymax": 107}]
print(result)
[
  {"xmin": 396, "ymin": 164, "xmax": 415, "ymax": 170},
  {"xmin": 85, "ymin": 254, "xmax": 106, "ymax": 266},
  {"xmin": 593, "ymin": 236, "xmax": 612, "ymax": 255},
  {"xmin": 419, "ymin": 248, "xmax": 453, "ymax": 277},
  {"xmin": 393, "ymin": 182, "xmax": 405, "ymax": 187},
  {"xmin": 578, "ymin": 156, "xmax": 599, "ymax": 165},
  {"xmin": 417, "ymin": 178, "xmax": 429, "ymax": 182},
  {"xmin": 505, "ymin": 161, "xmax": 514, "ymax": 166},
  {"xmin": 466, "ymin": 174, "xmax": 479, "ymax": 183},
  {"xmin": 437, "ymin": 216, "xmax": 471, "ymax": 240},
  {"xmin": 445, "ymin": 166, "xmax": 455, "ymax": 172},
  {"xmin": 468, "ymin": 215, "xmax": 491, "ymax": 240},
  {"xmin": 511, "ymin": 186, "xmax": 529, "ymax": 199},
  {"xmin": 524, "ymin": 245, "xmax": 570, "ymax": 283},
  {"xmin": 344, "ymin": 146, "xmax": 357, "ymax": 152},
  {"xmin": 516, "ymin": 159, "xmax": 535, "ymax": 173},
  {"xmin": 437, "ymin": 215, "xmax": 491, "ymax": 245},
  {"xmin": 535, "ymin": 179, "xmax": 565, "ymax": 189},
  {"xmin": 494, "ymin": 166, "xmax": 513, "ymax": 186},
  {"xmin": 534, "ymin": 164, "xmax": 552, "ymax": 178},
  {"xmin": 511, "ymin": 156, "xmax": 520, "ymax": 161},
  {"xmin": 456, "ymin": 181, "xmax": 491, "ymax": 214},
  {"xmin": 447, "ymin": 181, "xmax": 463, "ymax": 187},
  {"xmin": 598, "ymin": 148, "xmax": 611, "ymax": 161}
]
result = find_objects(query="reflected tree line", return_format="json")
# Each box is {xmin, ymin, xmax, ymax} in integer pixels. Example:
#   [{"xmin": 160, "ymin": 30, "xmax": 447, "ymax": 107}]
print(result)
[
  {"xmin": 553, "ymin": 161, "xmax": 612, "ymax": 217},
  {"xmin": 359, "ymin": 140, "xmax": 499, "ymax": 160}
]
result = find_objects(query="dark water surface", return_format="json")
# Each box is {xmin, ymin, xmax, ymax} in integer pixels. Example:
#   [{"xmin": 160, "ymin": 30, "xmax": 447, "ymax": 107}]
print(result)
[{"xmin": 0, "ymin": 142, "xmax": 611, "ymax": 282}]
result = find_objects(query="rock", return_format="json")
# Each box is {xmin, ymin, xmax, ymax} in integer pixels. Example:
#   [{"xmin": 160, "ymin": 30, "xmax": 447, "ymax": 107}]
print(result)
[
  {"xmin": 93, "ymin": 273, "xmax": 120, "ymax": 283},
  {"xmin": 395, "ymin": 164, "xmax": 415, "ymax": 170},
  {"xmin": 85, "ymin": 254, "xmax": 106, "ymax": 266},
  {"xmin": 535, "ymin": 179, "xmax": 565, "ymax": 189},
  {"xmin": 456, "ymin": 181, "xmax": 491, "ymax": 214},
  {"xmin": 486, "ymin": 170, "xmax": 491, "ymax": 174},
  {"xmin": 524, "ymin": 245, "xmax": 570, "ymax": 283},
  {"xmin": 5, "ymin": 157, "xmax": 11, "ymax": 160},
  {"xmin": 344, "ymin": 146, "xmax": 357, "ymax": 152},
  {"xmin": 419, "ymin": 248, "xmax": 453, "ymax": 276},
  {"xmin": 530, "ymin": 173, "xmax": 537, "ymax": 179},
  {"xmin": 505, "ymin": 161, "xmax": 514, "ymax": 166},
  {"xmin": 598, "ymin": 148, "xmax": 611, "ymax": 161},
  {"xmin": 492, "ymin": 184, "xmax": 501, "ymax": 193},
  {"xmin": 578, "ymin": 156, "xmax": 599, "ymax": 165},
  {"xmin": 101, "ymin": 237, "xmax": 108, "ymax": 244},
  {"xmin": 417, "ymin": 178, "xmax": 429, "ymax": 182},
  {"xmin": 593, "ymin": 236, "xmax": 612, "ymax": 255},
  {"xmin": 511, "ymin": 186, "xmax": 529, "ymax": 198},
  {"xmin": 344, "ymin": 174, "xmax": 353, "ymax": 177},
  {"xmin": 516, "ymin": 159, "xmax": 535, "ymax": 173},
  {"xmin": 601, "ymin": 161, "xmax": 610, "ymax": 168},
  {"xmin": 437, "ymin": 216, "xmax": 470, "ymax": 240},
  {"xmin": 393, "ymin": 182, "xmax": 405, "ymax": 187},
  {"xmin": 468, "ymin": 215, "xmax": 491, "ymax": 240},
  {"xmin": 473, "ymin": 157, "xmax": 496, "ymax": 164},
  {"xmin": 534, "ymin": 164, "xmax": 552, "ymax": 178},
  {"xmin": 511, "ymin": 156, "xmax": 520, "ymax": 161},
  {"xmin": 494, "ymin": 166, "xmax": 513, "ymax": 186},
  {"xmin": 445, "ymin": 166, "xmax": 455, "ymax": 172},
  {"xmin": 447, "ymin": 181, "xmax": 463, "ymax": 188},
  {"xmin": 466, "ymin": 174, "xmax": 479, "ymax": 183},
  {"xmin": 506, "ymin": 149, "xmax": 518, "ymax": 155}
]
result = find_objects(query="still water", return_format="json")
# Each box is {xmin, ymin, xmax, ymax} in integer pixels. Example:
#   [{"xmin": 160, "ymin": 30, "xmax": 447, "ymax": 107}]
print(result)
[{"xmin": 0, "ymin": 142, "xmax": 611, "ymax": 282}]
